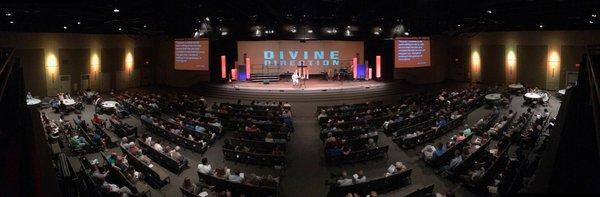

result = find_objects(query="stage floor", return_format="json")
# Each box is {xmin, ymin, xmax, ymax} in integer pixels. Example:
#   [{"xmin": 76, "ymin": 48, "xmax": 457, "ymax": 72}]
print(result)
[{"xmin": 217, "ymin": 79, "xmax": 386, "ymax": 92}]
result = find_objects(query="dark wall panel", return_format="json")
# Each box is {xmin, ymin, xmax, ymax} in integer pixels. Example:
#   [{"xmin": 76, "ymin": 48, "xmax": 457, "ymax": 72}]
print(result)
[
  {"xmin": 560, "ymin": 45, "xmax": 585, "ymax": 88},
  {"xmin": 101, "ymin": 48, "xmax": 125, "ymax": 89},
  {"xmin": 448, "ymin": 45, "xmax": 469, "ymax": 81},
  {"xmin": 59, "ymin": 48, "xmax": 90, "ymax": 90},
  {"xmin": 481, "ymin": 45, "xmax": 505, "ymax": 84},
  {"xmin": 15, "ymin": 49, "xmax": 45, "ymax": 96},
  {"xmin": 517, "ymin": 45, "xmax": 547, "ymax": 88}
]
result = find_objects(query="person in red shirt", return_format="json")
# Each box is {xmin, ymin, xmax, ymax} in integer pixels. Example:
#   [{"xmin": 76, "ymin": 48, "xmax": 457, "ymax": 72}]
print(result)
[{"xmin": 91, "ymin": 114, "xmax": 103, "ymax": 126}]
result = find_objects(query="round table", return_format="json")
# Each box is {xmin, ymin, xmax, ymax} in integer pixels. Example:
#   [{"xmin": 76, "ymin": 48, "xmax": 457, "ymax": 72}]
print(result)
[
  {"xmin": 524, "ymin": 92, "xmax": 542, "ymax": 100},
  {"xmin": 558, "ymin": 89, "xmax": 566, "ymax": 95},
  {"xmin": 62, "ymin": 99, "xmax": 76, "ymax": 106},
  {"xmin": 101, "ymin": 101, "xmax": 118, "ymax": 108},
  {"xmin": 485, "ymin": 93, "xmax": 502, "ymax": 101},
  {"xmin": 26, "ymin": 98, "xmax": 41, "ymax": 106},
  {"xmin": 508, "ymin": 84, "xmax": 524, "ymax": 89}
]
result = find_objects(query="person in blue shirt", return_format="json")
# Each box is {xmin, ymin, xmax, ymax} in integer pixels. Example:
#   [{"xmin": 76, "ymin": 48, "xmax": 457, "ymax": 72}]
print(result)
[
  {"xmin": 432, "ymin": 143, "xmax": 446, "ymax": 160},
  {"xmin": 195, "ymin": 125, "xmax": 206, "ymax": 134}
]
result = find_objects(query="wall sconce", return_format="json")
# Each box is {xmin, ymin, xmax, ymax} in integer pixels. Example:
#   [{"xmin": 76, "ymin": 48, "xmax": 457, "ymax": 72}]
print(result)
[
  {"xmin": 91, "ymin": 53, "xmax": 100, "ymax": 82},
  {"xmin": 506, "ymin": 50, "xmax": 516, "ymax": 81},
  {"xmin": 46, "ymin": 53, "xmax": 58, "ymax": 83},
  {"xmin": 471, "ymin": 51, "xmax": 481, "ymax": 81},
  {"xmin": 548, "ymin": 51, "xmax": 560, "ymax": 78},
  {"xmin": 125, "ymin": 52, "xmax": 134, "ymax": 77}
]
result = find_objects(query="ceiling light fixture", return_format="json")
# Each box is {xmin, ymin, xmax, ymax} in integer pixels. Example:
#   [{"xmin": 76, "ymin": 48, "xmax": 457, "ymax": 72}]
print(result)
[
  {"xmin": 77, "ymin": 21, "xmax": 81, "ymax": 25},
  {"xmin": 63, "ymin": 26, "xmax": 67, "ymax": 30},
  {"xmin": 5, "ymin": 13, "xmax": 11, "ymax": 17},
  {"xmin": 486, "ymin": 10, "xmax": 492, "ymax": 14},
  {"xmin": 9, "ymin": 21, "xmax": 14, "ymax": 24},
  {"xmin": 113, "ymin": 8, "xmax": 120, "ymax": 13},
  {"xmin": 539, "ymin": 24, "xmax": 544, "ymax": 29}
]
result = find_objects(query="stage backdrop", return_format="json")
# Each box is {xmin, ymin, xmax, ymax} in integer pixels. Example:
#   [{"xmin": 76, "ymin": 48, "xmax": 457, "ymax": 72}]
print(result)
[
  {"xmin": 237, "ymin": 40, "xmax": 364, "ymax": 74},
  {"xmin": 394, "ymin": 37, "xmax": 431, "ymax": 68},
  {"xmin": 174, "ymin": 39, "xmax": 209, "ymax": 71}
]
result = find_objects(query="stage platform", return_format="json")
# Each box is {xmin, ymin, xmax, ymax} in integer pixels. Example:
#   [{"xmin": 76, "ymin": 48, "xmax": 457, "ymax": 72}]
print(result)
[
  {"xmin": 223, "ymin": 79, "xmax": 386, "ymax": 92},
  {"xmin": 190, "ymin": 79, "xmax": 465, "ymax": 102}
]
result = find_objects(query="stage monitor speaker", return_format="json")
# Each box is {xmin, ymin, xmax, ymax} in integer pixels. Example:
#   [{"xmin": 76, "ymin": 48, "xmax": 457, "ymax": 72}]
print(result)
[{"xmin": 263, "ymin": 80, "xmax": 270, "ymax": 84}]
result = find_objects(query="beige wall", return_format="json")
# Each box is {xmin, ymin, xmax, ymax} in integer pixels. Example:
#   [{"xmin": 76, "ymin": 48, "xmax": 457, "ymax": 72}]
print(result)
[
  {"xmin": 0, "ymin": 32, "xmax": 151, "ymax": 96},
  {"xmin": 452, "ymin": 30, "xmax": 600, "ymax": 90}
]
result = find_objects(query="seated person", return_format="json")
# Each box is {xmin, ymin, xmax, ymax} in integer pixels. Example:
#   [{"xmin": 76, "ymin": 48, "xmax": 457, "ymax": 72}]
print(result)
[
  {"xmin": 152, "ymin": 139, "xmax": 164, "ymax": 153},
  {"xmin": 421, "ymin": 144, "xmax": 436, "ymax": 160},
  {"xmin": 197, "ymin": 157, "xmax": 212, "ymax": 174},
  {"xmin": 169, "ymin": 146, "xmax": 188, "ymax": 166},
  {"xmin": 385, "ymin": 161, "xmax": 407, "ymax": 177},
  {"xmin": 228, "ymin": 170, "xmax": 244, "ymax": 183},
  {"xmin": 353, "ymin": 170, "xmax": 367, "ymax": 184},
  {"xmin": 337, "ymin": 171, "xmax": 353, "ymax": 186},
  {"xmin": 181, "ymin": 177, "xmax": 199, "ymax": 195}
]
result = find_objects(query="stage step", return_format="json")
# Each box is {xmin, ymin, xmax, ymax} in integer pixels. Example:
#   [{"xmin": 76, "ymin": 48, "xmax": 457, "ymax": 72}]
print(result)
[{"xmin": 250, "ymin": 74, "xmax": 280, "ymax": 82}]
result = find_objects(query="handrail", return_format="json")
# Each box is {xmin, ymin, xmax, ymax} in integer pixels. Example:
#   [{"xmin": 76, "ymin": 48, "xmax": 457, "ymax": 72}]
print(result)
[
  {"xmin": 585, "ymin": 45, "xmax": 600, "ymax": 160},
  {"xmin": 0, "ymin": 48, "xmax": 16, "ymax": 103}
]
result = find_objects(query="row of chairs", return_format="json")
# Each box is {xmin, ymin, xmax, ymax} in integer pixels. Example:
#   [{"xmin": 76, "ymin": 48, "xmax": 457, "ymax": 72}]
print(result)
[{"xmin": 327, "ymin": 169, "xmax": 413, "ymax": 197}]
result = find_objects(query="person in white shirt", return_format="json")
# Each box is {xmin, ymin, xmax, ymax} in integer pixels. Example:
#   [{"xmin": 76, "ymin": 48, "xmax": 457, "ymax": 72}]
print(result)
[
  {"xmin": 197, "ymin": 158, "xmax": 212, "ymax": 174},
  {"xmin": 337, "ymin": 171, "xmax": 353, "ymax": 186},
  {"xmin": 153, "ymin": 139, "xmax": 164, "ymax": 153},
  {"xmin": 228, "ymin": 170, "xmax": 244, "ymax": 183},
  {"xmin": 353, "ymin": 170, "xmax": 367, "ymax": 184}
]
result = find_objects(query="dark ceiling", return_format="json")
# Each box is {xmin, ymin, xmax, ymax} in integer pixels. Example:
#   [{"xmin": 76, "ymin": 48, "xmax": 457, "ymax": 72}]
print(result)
[{"xmin": 1, "ymin": 0, "xmax": 599, "ymax": 39}]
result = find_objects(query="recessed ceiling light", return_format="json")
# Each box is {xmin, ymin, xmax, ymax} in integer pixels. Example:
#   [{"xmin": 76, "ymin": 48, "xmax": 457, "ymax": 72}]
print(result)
[
  {"xmin": 307, "ymin": 29, "xmax": 313, "ymax": 33},
  {"xmin": 118, "ymin": 27, "xmax": 122, "ymax": 31},
  {"xmin": 63, "ymin": 26, "xmax": 67, "ymax": 29},
  {"xmin": 9, "ymin": 21, "xmax": 14, "ymax": 24},
  {"xmin": 113, "ymin": 8, "xmax": 120, "ymax": 13},
  {"xmin": 457, "ymin": 24, "xmax": 461, "ymax": 27},
  {"xmin": 539, "ymin": 24, "xmax": 544, "ymax": 29},
  {"xmin": 590, "ymin": 20, "xmax": 595, "ymax": 24},
  {"xmin": 5, "ymin": 13, "xmax": 11, "ymax": 17},
  {"xmin": 592, "ymin": 14, "xmax": 597, "ymax": 18},
  {"xmin": 486, "ymin": 10, "xmax": 492, "ymax": 14},
  {"xmin": 77, "ymin": 21, "xmax": 81, "ymax": 25},
  {"xmin": 404, "ymin": 32, "xmax": 410, "ymax": 36},
  {"xmin": 143, "ymin": 24, "xmax": 147, "ymax": 28}
]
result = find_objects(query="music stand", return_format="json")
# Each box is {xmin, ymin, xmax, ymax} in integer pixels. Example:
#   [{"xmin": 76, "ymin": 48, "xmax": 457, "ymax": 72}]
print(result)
[{"xmin": 297, "ymin": 62, "xmax": 307, "ymax": 88}]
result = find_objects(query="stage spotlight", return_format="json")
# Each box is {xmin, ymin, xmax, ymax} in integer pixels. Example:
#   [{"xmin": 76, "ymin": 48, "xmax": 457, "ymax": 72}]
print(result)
[
  {"xmin": 251, "ymin": 25, "xmax": 263, "ymax": 37},
  {"xmin": 345, "ymin": 29, "xmax": 352, "ymax": 37},
  {"xmin": 404, "ymin": 32, "xmax": 409, "ymax": 36},
  {"xmin": 307, "ymin": 29, "xmax": 313, "ymax": 34},
  {"xmin": 205, "ymin": 17, "xmax": 210, "ymax": 22},
  {"xmin": 113, "ymin": 8, "xmax": 120, "ymax": 13},
  {"xmin": 118, "ymin": 27, "xmax": 122, "ymax": 31},
  {"xmin": 372, "ymin": 27, "xmax": 382, "ymax": 35},
  {"xmin": 219, "ymin": 27, "xmax": 228, "ymax": 36},
  {"xmin": 143, "ymin": 24, "xmax": 147, "ymax": 28},
  {"xmin": 392, "ymin": 24, "xmax": 405, "ymax": 36}
]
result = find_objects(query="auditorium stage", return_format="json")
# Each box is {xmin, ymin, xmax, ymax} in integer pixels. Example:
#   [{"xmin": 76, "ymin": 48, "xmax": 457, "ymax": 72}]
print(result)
[
  {"xmin": 218, "ymin": 79, "xmax": 387, "ymax": 92},
  {"xmin": 192, "ymin": 80, "xmax": 468, "ymax": 102}
]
